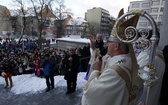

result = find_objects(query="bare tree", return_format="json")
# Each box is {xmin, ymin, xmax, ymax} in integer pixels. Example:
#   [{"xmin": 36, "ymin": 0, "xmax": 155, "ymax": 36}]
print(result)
[
  {"xmin": 81, "ymin": 22, "xmax": 89, "ymax": 38},
  {"xmin": 29, "ymin": 0, "xmax": 56, "ymax": 49},
  {"xmin": 88, "ymin": 23, "xmax": 101, "ymax": 37},
  {"xmin": 54, "ymin": 0, "xmax": 73, "ymax": 38},
  {"xmin": 9, "ymin": 0, "xmax": 73, "ymax": 48},
  {"xmin": 70, "ymin": 19, "xmax": 79, "ymax": 35},
  {"xmin": 54, "ymin": 0, "xmax": 73, "ymax": 20},
  {"xmin": 88, "ymin": 25, "xmax": 96, "ymax": 36},
  {"xmin": 11, "ymin": 0, "xmax": 33, "ymax": 43}
]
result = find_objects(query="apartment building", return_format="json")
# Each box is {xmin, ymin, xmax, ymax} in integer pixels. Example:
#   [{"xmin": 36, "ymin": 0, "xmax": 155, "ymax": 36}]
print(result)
[
  {"xmin": 85, "ymin": 7, "xmax": 115, "ymax": 38},
  {"xmin": 129, "ymin": 0, "xmax": 165, "ymax": 30}
]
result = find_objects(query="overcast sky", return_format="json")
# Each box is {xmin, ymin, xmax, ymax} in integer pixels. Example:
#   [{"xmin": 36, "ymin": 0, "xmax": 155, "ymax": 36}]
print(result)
[{"xmin": 0, "ymin": 0, "xmax": 137, "ymax": 18}]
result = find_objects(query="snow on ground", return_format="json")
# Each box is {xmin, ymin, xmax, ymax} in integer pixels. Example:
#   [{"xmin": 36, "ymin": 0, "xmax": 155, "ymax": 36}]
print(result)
[{"xmin": 0, "ymin": 72, "xmax": 87, "ymax": 95}]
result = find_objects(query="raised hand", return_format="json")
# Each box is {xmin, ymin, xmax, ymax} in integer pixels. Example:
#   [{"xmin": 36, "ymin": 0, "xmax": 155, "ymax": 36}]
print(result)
[{"xmin": 89, "ymin": 35, "xmax": 95, "ymax": 50}]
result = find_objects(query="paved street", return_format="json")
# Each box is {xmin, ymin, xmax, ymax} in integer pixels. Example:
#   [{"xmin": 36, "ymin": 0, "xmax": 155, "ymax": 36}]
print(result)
[{"xmin": 0, "ymin": 85, "xmax": 83, "ymax": 105}]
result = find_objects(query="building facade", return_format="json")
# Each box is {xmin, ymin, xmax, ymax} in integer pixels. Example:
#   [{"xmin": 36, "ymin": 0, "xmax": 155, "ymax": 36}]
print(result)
[
  {"xmin": 129, "ymin": 0, "xmax": 165, "ymax": 30},
  {"xmin": 0, "ymin": 5, "xmax": 12, "ymax": 38},
  {"xmin": 38, "ymin": 5, "xmax": 57, "ymax": 38},
  {"xmin": 4, "ymin": 5, "xmax": 57, "ymax": 39},
  {"xmin": 85, "ymin": 7, "xmax": 115, "ymax": 38}
]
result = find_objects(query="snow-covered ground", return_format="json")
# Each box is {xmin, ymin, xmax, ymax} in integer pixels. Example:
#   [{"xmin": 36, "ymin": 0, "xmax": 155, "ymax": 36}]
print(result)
[{"xmin": 0, "ymin": 72, "xmax": 87, "ymax": 95}]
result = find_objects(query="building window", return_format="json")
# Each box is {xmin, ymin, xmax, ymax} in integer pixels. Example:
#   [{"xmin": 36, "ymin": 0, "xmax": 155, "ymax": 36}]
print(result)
[
  {"xmin": 148, "ymin": 22, "xmax": 151, "ymax": 26},
  {"xmin": 102, "ymin": 9, "xmax": 109, "ymax": 14},
  {"xmin": 143, "ymin": 9, "xmax": 150, "ymax": 13},
  {"xmin": 158, "ymin": 22, "xmax": 162, "ymax": 26},
  {"xmin": 151, "ymin": 8, "xmax": 159, "ymax": 13},
  {"xmin": 160, "ymin": 7, "xmax": 164, "ymax": 12},
  {"xmin": 162, "ymin": 0, "xmax": 165, "ymax": 5},
  {"xmin": 151, "ymin": 15, "xmax": 157, "ymax": 19},
  {"xmin": 152, "ymin": 1, "xmax": 160, "ymax": 6},
  {"xmin": 142, "ymin": 2, "xmax": 151, "ymax": 7},
  {"xmin": 159, "ymin": 15, "xmax": 162, "ymax": 20},
  {"xmin": 139, "ymin": 22, "xmax": 148, "ymax": 26},
  {"xmin": 132, "ymin": 3, "xmax": 139, "ymax": 8},
  {"xmin": 140, "ymin": 17, "xmax": 147, "ymax": 20}
]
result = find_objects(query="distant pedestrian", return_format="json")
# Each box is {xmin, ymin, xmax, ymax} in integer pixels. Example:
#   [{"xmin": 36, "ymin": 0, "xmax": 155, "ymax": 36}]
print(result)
[
  {"xmin": 1, "ymin": 60, "xmax": 13, "ymax": 88},
  {"xmin": 41, "ymin": 54, "xmax": 55, "ymax": 92},
  {"xmin": 34, "ymin": 59, "xmax": 40, "ymax": 77}
]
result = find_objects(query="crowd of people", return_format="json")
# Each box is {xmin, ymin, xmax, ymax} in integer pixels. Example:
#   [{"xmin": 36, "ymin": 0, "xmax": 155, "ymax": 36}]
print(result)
[{"xmin": 0, "ymin": 38, "xmax": 90, "ymax": 93}]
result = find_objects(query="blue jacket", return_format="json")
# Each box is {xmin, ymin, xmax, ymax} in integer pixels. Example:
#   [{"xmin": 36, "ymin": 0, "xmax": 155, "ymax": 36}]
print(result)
[{"xmin": 42, "ymin": 60, "xmax": 54, "ymax": 76}]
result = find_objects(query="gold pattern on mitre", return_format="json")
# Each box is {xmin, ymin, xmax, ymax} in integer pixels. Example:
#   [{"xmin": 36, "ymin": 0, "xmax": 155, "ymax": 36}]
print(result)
[
  {"xmin": 130, "ymin": 9, "xmax": 144, "ymax": 14},
  {"xmin": 110, "ymin": 8, "xmax": 125, "ymax": 37},
  {"xmin": 117, "ymin": 15, "xmax": 140, "ymax": 40},
  {"xmin": 111, "ymin": 9, "xmax": 140, "ymax": 40}
]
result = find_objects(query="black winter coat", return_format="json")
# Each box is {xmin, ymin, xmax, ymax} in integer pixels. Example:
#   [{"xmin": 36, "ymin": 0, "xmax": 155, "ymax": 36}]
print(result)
[{"xmin": 63, "ymin": 53, "xmax": 80, "ymax": 81}]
